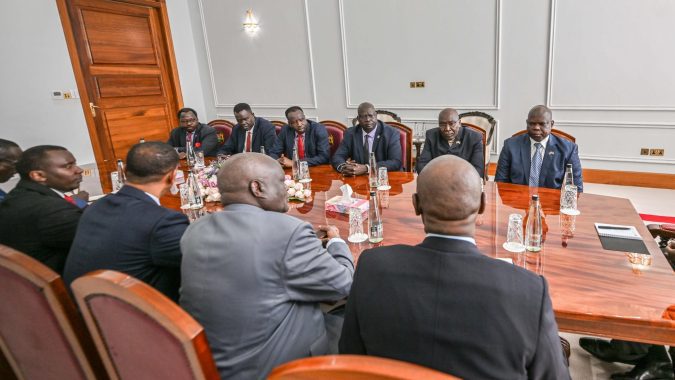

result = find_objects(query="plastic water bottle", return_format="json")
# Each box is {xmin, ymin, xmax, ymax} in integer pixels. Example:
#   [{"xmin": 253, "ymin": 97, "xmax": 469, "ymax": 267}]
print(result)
[
  {"xmin": 260, "ymin": 145, "xmax": 266, "ymax": 155},
  {"xmin": 186, "ymin": 140, "xmax": 196, "ymax": 168},
  {"xmin": 113, "ymin": 159, "xmax": 126, "ymax": 191},
  {"xmin": 186, "ymin": 171, "xmax": 203, "ymax": 209},
  {"xmin": 368, "ymin": 152, "xmax": 378, "ymax": 188},
  {"xmin": 368, "ymin": 190, "xmax": 383, "ymax": 243},
  {"xmin": 292, "ymin": 139, "xmax": 300, "ymax": 180},
  {"xmin": 525, "ymin": 194, "xmax": 542, "ymax": 252}
]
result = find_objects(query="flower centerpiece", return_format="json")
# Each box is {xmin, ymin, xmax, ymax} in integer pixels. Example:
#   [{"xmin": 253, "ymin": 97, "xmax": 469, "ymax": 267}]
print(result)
[
  {"xmin": 194, "ymin": 161, "xmax": 221, "ymax": 202},
  {"xmin": 285, "ymin": 175, "xmax": 312, "ymax": 202}
]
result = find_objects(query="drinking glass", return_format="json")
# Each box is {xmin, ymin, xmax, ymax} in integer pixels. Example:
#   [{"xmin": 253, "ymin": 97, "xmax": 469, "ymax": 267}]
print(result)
[
  {"xmin": 195, "ymin": 151, "xmax": 205, "ymax": 168},
  {"xmin": 179, "ymin": 184, "xmax": 190, "ymax": 210},
  {"xmin": 503, "ymin": 213, "xmax": 525, "ymax": 252},
  {"xmin": 347, "ymin": 208, "xmax": 368, "ymax": 243},
  {"xmin": 299, "ymin": 161, "xmax": 311, "ymax": 183},
  {"xmin": 377, "ymin": 167, "xmax": 390, "ymax": 190},
  {"xmin": 560, "ymin": 185, "xmax": 579, "ymax": 215}
]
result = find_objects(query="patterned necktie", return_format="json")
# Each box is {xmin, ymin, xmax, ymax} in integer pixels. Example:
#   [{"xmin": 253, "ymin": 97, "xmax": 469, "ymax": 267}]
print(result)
[
  {"xmin": 297, "ymin": 134, "xmax": 305, "ymax": 159},
  {"xmin": 362, "ymin": 134, "xmax": 370, "ymax": 163},
  {"xmin": 186, "ymin": 132, "xmax": 193, "ymax": 146},
  {"xmin": 529, "ymin": 142, "xmax": 543, "ymax": 187},
  {"xmin": 64, "ymin": 195, "xmax": 87, "ymax": 209},
  {"xmin": 245, "ymin": 131, "xmax": 252, "ymax": 152}
]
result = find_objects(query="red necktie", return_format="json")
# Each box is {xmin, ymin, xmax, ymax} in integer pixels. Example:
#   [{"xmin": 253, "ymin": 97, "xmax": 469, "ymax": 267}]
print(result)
[
  {"xmin": 245, "ymin": 131, "xmax": 252, "ymax": 152},
  {"xmin": 186, "ymin": 132, "xmax": 193, "ymax": 145},
  {"xmin": 297, "ymin": 134, "xmax": 305, "ymax": 159},
  {"xmin": 64, "ymin": 195, "xmax": 76, "ymax": 205}
]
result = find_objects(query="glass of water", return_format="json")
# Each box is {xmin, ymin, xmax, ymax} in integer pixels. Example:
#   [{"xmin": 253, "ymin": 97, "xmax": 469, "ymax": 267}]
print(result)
[
  {"xmin": 503, "ymin": 213, "xmax": 525, "ymax": 252},
  {"xmin": 560, "ymin": 185, "xmax": 579, "ymax": 215},
  {"xmin": 179, "ymin": 184, "xmax": 190, "ymax": 210},
  {"xmin": 347, "ymin": 207, "xmax": 368, "ymax": 243},
  {"xmin": 377, "ymin": 167, "xmax": 390, "ymax": 190},
  {"xmin": 299, "ymin": 161, "xmax": 311, "ymax": 183}
]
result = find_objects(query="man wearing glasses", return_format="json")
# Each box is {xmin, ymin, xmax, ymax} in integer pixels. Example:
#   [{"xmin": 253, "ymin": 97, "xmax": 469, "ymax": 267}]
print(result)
[{"xmin": 0, "ymin": 139, "xmax": 22, "ymax": 203}]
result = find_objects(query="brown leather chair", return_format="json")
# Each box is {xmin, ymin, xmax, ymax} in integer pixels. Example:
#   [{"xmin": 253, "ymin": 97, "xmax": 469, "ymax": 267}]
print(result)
[
  {"xmin": 387, "ymin": 121, "xmax": 413, "ymax": 172},
  {"xmin": 268, "ymin": 355, "xmax": 459, "ymax": 380},
  {"xmin": 0, "ymin": 244, "xmax": 106, "ymax": 380},
  {"xmin": 320, "ymin": 120, "xmax": 348, "ymax": 158},
  {"xmin": 71, "ymin": 270, "xmax": 219, "ymax": 380},
  {"xmin": 512, "ymin": 129, "xmax": 576, "ymax": 143},
  {"xmin": 271, "ymin": 120, "xmax": 285, "ymax": 135},
  {"xmin": 207, "ymin": 119, "xmax": 234, "ymax": 146}
]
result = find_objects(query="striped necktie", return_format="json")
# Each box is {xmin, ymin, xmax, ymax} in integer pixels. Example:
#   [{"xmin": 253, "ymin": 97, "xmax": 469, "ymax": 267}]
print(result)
[{"xmin": 529, "ymin": 142, "xmax": 543, "ymax": 187}]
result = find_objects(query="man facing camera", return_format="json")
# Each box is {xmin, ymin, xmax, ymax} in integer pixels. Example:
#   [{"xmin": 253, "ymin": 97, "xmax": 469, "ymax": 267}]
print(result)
[
  {"xmin": 0, "ymin": 139, "xmax": 22, "ymax": 203},
  {"xmin": 332, "ymin": 102, "xmax": 402, "ymax": 175},
  {"xmin": 339, "ymin": 155, "xmax": 570, "ymax": 379},
  {"xmin": 415, "ymin": 108, "xmax": 485, "ymax": 176},
  {"xmin": 218, "ymin": 103, "xmax": 276, "ymax": 155},
  {"xmin": 269, "ymin": 106, "xmax": 330, "ymax": 167},
  {"xmin": 63, "ymin": 142, "xmax": 188, "ymax": 302},
  {"xmin": 180, "ymin": 153, "xmax": 354, "ymax": 380},
  {"xmin": 0, "ymin": 146, "xmax": 86, "ymax": 273},
  {"xmin": 167, "ymin": 107, "xmax": 219, "ymax": 157},
  {"xmin": 495, "ymin": 105, "xmax": 583, "ymax": 191}
]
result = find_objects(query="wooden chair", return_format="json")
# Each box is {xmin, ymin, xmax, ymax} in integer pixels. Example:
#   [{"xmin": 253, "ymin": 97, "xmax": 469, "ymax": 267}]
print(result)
[
  {"xmin": 271, "ymin": 120, "xmax": 286, "ymax": 135},
  {"xmin": 462, "ymin": 122, "xmax": 488, "ymax": 179},
  {"xmin": 320, "ymin": 120, "xmax": 348, "ymax": 158},
  {"xmin": 459, "ymin": 111, "xmax": 497, "ymax": 177},
  {"xmin": 71, "ymin": 270, "xmax": 219, "ymax": 380},
  {"xmin": 0, "ymin": 244, "xmax": 106, "ymax": 380},
  {"xmin": 268, "ymin": 355, "xmax": 459, "ymax": 380},
  {"xmin": 207, "ymin": 119, "xmax": 234, "ymax": 146},
  {"xmin": 387, "ymin": 121, "xmax": 414, "ymax": 172},
  {"xmin": 376, "ymin": 109, "xmax": 402, "ymax": 123},
  {"xmin": 511, "ymin": 129, "xmax": 576, "ymax": 143}
]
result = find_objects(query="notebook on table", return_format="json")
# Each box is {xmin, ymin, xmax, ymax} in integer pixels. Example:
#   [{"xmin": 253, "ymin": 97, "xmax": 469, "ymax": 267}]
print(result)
[{"xmin": 594, "ymin": 223, "xmax": 649, "ymax": 255}]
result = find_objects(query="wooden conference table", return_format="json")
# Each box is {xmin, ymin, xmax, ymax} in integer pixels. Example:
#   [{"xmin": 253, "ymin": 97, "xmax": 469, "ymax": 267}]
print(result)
[{"xmin": 163, "ymin": 164, "xmax": 675, "ymax": 345}]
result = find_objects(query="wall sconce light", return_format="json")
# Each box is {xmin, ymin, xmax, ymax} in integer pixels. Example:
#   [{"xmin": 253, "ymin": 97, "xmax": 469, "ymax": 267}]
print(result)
[{"xmin": 243, "ymin": 9, "xmax": 260, "ymax": 35}]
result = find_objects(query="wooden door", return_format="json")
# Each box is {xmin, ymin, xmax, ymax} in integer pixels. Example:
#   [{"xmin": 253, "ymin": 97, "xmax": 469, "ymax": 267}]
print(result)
[{"xmin": 57, "ymin": 0, "xmax": 182, "ymax": 191}]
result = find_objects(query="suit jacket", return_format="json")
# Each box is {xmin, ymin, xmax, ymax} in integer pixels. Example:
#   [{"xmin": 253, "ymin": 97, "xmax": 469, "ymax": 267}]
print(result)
[
  {"xmin": 339, "ymin": 237, "xmax": 570, "ymax": 380},
  {"xmin": 331, "ymin": 121, "xmax": 402, "ymax": 171},
  {"xmin": 0, "ymin": 179, "xmax": 83, "ymax": 274},
  {"xmin": 63, "ymin": 185, "xmax": 188, "ymax": 301},
  {"xmin": 416, "ymin": 126, "xmax": 485, "ymax": 177},
  {"xmin": 269, "ymin": 120, "xmax": 330, "ymax": 166},
  {"xmin": 218, "ymin": 117, "xmax": 277, "ymax": 155},
  {"xmin": 180, "ymin": 204, "xmax": 354, "ymax": 380},
  {"xmin": 167, "ymin": 123, "xmax": 219, "ymax": 157},
  {"xmin": 495, "ymin": 134, "xmax": 583, "ymax": 191}
]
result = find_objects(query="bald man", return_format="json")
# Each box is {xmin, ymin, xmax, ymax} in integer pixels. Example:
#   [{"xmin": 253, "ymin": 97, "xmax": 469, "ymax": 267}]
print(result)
[
  {"xmin": 495, "ymin": 105, "xmax": 583, "ymax": 191},
  {"xmin": 179, "ymin": 153, "xmax": 354, "ymax": 380},
  {"xmin": 415, "ymin": 108, "xmax": 485, "ymax": 176},
  {"xmin": 339, "ymin": 155, "xmax": 570, "ymax": 379}
]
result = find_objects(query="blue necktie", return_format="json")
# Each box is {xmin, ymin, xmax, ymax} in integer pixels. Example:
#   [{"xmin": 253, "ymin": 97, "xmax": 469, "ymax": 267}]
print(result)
[{"xmin": 529, "ymin": 143, "xmax": 543, "ymax": 187}]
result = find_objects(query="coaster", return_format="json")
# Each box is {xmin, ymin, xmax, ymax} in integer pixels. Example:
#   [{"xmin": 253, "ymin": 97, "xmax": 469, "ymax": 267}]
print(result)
[
  {"xmin": 561, "ymin": 208, "xmax": 581, "ymax": 216},
  {"xmin": 377, "ymin": 185, "xmax": 391, "ymax": 191},
  {"xmin": 503, "ymin": 242, "xmax": 525, "ymax": 253}
]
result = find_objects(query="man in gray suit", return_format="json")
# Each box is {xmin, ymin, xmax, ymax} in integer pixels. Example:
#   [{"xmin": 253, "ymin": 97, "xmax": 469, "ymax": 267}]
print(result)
[{"xmin": 180, "ymin": 153, "xmax": 354, "ymax": 380}]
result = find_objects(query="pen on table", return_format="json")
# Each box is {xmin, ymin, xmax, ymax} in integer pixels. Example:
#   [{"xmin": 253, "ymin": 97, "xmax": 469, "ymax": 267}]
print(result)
[{"xmin": 598, "ymin": 226, "xmax": 631, "ymax": 230}]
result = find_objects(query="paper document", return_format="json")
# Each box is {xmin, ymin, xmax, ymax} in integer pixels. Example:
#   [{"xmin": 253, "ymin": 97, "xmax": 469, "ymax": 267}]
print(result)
[{"xmin": 594, "ymin": 223, "xmax": 641, "ymax": 240}]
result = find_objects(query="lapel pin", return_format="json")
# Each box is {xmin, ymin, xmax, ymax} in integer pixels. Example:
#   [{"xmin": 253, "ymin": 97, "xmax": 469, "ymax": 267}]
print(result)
[{"xmin": 548, "ymin": 151, "xmax": 554, "ymax": 156}]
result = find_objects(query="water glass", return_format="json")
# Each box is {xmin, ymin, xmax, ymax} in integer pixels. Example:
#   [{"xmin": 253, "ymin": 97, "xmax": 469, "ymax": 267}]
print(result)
[
  {"xmin": 560, "ymin": 185, "xmax": 579, "ymax": 215},
  {"xmin": 377, "ymin": 167, "xmax": 390, "ymax": 190},
  {"xmin": 347, "ymin": 208, "xmax": 368, "ymax": 243},
  {"xmin": 195, "ymin": 151, "xmax": 205, "ymax": 168},
  {"xmin": 179, "ymin": 184, "xmax": 190, "ymax": 210},
  {"xmin": 503, "ymin": 213, "xmax": 525, "ymax": 252},
  {"xmin": 299, "ymin": 161, "xmax": 311, "ymax": 183}
]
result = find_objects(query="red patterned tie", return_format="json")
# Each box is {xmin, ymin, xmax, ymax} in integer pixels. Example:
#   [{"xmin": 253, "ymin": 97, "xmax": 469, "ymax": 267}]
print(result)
[
  {"xmin": 297, "ymin": 134, "xmax": 305, "ymax": 159},
  {"xmin": 245, "ymin": 131, "xmax": 252, "ymax": 152},
  {"xmin": 63, "ymin": 195, "xmax": 76, "ymax": 205}
]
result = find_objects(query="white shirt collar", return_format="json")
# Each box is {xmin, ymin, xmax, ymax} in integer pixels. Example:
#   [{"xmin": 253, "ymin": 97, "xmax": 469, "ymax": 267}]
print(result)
[
  {"xmin": 530, "ymin": 135, "xmax": 549, "ymax": 158},
  {"xmin": 144, "ymin": 191, "xmax": 160, "ymax": 205},
  {"xmin": 426, "ymin": 233, "xmax": 476, "ymax": 246},
  {"xmin": 51, "ymin": 188, "xmax": 66, "ymax": 198}
]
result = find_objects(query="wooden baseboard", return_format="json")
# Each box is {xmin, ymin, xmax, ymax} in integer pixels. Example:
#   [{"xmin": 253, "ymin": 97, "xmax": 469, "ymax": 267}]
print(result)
[{"xmin": 486, "ymin": 164, "xmax": 675, "ymax": 190}]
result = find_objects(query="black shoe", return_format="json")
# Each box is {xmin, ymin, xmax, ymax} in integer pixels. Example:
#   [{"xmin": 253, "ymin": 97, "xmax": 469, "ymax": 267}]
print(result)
[
  {"xmin": 610, "ymin": 361, "xmax": 674, "ymax": 380},
  {"xmin": 579, "ymin": 338, "xmax": 645, "ymax": 365}
]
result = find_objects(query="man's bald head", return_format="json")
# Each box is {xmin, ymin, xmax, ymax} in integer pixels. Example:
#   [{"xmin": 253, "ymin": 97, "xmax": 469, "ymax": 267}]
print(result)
[
  {"xmin": 217, "ymin": 153, "xmax": 288, "ymax": 212},
  {"xmin": 438, "ymin": 108, "xmax": 459, "ymax": 121},
  {"xmin": 413, "ymin": 155, "xmax": 484, "ymax": 236},
  {"xmin": 528, "ymin": 105, "xmax": 552, "ymax": 120},
  {"xmin": 357, "ymin": 102, "xmax": 375, "ymax": 114}
]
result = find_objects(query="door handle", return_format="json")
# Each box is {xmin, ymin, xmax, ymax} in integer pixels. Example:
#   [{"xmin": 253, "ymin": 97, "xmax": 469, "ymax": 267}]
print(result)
[{"xmin": 89, "ymin": 102, "xmax": 100, "ymax": 117}]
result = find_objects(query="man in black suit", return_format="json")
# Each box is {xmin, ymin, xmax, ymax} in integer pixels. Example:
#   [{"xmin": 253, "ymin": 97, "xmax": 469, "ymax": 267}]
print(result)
[
  {"xmin": 64, "ymin": 142, "xmax": 188, "ymax": 302},
  {"xmin": 218, "ymin": 103, "xmax": 276, "ymax": 155},
  {"xmin": 269, "ymin": 106, "xmax": 330, "ymax": 167},
  {"xmin": 167, "ymin": 107, "xmax": 219, "ymax": 157},
  {"xmin": 0, "ymin": 145, "xmax": 86, "ymax": 273},
  {"xmin": 339, "ymin": 155, "xmax": 570, "ymax": 379},
  {"xmin": 415, "ymin": 108, "xmax": 485, "ymax": 176},
  {"xmin": 0, "ymin": 139, "xmax": 22, "ymax": 203},
  {"xmin": 331, "ymin": 102, "xmax": 402, "ymax": 174}
]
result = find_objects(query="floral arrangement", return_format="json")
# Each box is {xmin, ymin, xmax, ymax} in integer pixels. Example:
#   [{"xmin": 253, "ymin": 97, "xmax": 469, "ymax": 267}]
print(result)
[
  {"xmin": 195, "ymin": 161, "xmax": 221, "ymax": 203},
  {"xmin": 285, "ymin": 175, "xmax": 312, "ymax": 201}
]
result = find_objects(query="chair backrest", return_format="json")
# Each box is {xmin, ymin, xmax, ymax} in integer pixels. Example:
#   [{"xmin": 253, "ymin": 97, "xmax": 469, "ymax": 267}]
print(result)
[
  {"xmin": 387, "ymin": 121, "xmax": 413, "ymax": 172},
  {"xmin": 207, "ymin": 119, "xmax": 234, "ymax": 146},
  {"xmin": 511, "ymin": 129, "xmax": 576, "ymax": 143},
  {"xmin": 462, "ymin": 122, "xmax": 488, "ymax": 179},
  {"xmin": 459, "ymin": 111, "xmax": 497, "ymax": 173},
  {"xmin": 71, "ymin": 270, "xmax": 220, "ymax": 380},
  {"xmin": 271, "ymin": 120, "xmax": 285, "ymax": 135},
  {"xmin": 0, "ymin": 244, "xmax": 105, "ymax": 380},
  {"xmin": 376, "ymin": 110, "xmax": 402, "ymax": 123},
  {"xmin": 268, "ymin": 355, "xmax": 459, "ymax": 380},
  {"xmin": 320, "ymin": 120, "xmax": 348, "ymax": 158}
]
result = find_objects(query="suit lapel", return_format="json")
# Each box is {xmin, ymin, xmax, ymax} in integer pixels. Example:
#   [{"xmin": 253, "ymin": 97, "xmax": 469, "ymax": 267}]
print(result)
[
  {"xmin": 372, "ymin": 122, "xmax": 383, "ymax": 157},
  {"xmin": 180, "ymin": 129, "xmax": 186, "ymax": 147},
  {"xmin": 520, "ymin": 135, "xmax": 531, "ymax": 180},
  {"xmin": 354, "ymin": 127, "xmax": 364, "ymax": 162},
  {"xmin": 539, "ymin": 135, "xmax": 557, "ymax": 184}
]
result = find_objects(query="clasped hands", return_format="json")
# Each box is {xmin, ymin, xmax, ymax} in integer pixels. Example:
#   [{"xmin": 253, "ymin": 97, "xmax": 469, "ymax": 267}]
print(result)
[
  {"xmin": 315, "ymin": 224, "xmax": 340, "ymax": 247},
  {"xmin": 340, "ymin": 159, "xmax": 368, "ymax": 176}
]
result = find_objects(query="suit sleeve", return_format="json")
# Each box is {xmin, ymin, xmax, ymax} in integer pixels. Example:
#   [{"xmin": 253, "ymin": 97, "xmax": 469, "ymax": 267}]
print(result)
[
  {"xmin": 415, "ymin": 131, "xmax": 434, "ymax": 173},
  {"xmin": 494, "ymin": 141, "xmax": 512, "ymax": 183},
  {"xmin": 38, "ymin": 202, "xmax": 82, "ymax": 249},
  {"xmin": 262, "ymin": 123, "xmax": 277, "ymax": 153},
  {"xmin": 218, "ymin": 127, "xmax": 237, "ymax": 155},
  {"xmin": 305, "ymin": 124, "xmax": 330, "ymax": 166},
  {"xmin": 469, "ymin": 135, "xmax": 486, "ymax": 178},
  {"xmin": 378, "ymin": 128, "xmax": 402, "ymax": 171},
  {"xmin": 269, "ymin": 127, "xmax": 287, "ymax": 159},
  {"xmin": 167, "ymin": 129, "xmax": 184, "ymax": 153},
  {"xmin": 569, "ymin": 144, "xmax": 583, "ymax": 193},
  {"xmin": 198, "ymin": 125, "xmax": 219, "ymax": 157},
  {"xmin": 283, "ymin": 222, "xmax": 354, "ymax": 302},
  {"xmin": 339, "ymin": 256, "xmax": 366, "ymax": 354},
  {"xmin": 149, "ymin": 211, "xmax": 190, "ymax": 267},
  {"xmin": 527, "ymin": 277, "xmax": 571, "ymax": 380},
  {"xmin": 331, "ymin": 130, "xmax": 352, "ymax": 171}
]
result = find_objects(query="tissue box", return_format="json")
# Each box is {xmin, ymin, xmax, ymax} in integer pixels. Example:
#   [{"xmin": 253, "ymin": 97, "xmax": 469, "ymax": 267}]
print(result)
[{"xmin": 325, "ymin": 195, "xmax": 369, "ymax": 215}]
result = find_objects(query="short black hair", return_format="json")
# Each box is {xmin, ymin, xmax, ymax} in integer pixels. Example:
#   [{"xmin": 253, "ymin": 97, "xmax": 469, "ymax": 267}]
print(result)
[
  {"xmin": 125, "ymin": 142, "xmax": 179, "ymax": 184},
  {"xmin": 15, "ymin": 145, "xmax": 67, "ymax": 180},
  {"xmin": 0, "ymin": 139, "xmax": 20, "ymax": 158},
  {"xmin": 233, "ymin": 103, "xmax": 252, "ymax": 114},
  {"xmin": 177, "ymin": 107, "xmax": 198, "ymax": 119},
  {"xmin": 284, "ymin": 106, "xmax": 304, "ymax": 118}
]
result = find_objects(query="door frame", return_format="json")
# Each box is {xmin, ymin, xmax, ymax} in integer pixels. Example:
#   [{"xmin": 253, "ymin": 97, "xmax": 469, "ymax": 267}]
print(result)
[{"xmin": 55, "ymin": 0, "xmax": 184, "ymax": 190}]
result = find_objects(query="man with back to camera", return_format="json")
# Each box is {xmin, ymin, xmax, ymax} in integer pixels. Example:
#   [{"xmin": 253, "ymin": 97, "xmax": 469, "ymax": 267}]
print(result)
[
  {"xmin": 0, "ymin": 139, "xmax": 22, "ymax": 203},
  {"xmin": 63, "ymin": 142, "xmax": 188, "ymax": 302},
  {"xmin": 269, "ymin": 106, "xmax": 330, "ymax": 167},
  {"xmin": 218, "ymin": 103, "xmax": 277, "ymax": 155},
  {"xmin": 167, "ymin": 107, "xmax": 219, "ymax": 157},
  {"xmin": 339, "ymin": 155, "xmax": 570, "ymax": 379},
  {"xmin": 0, "ymin": 145, "xmax": 87, "ymax": 273},
  {"xmin": 495, "ymin": 105, "xmax": 583, "ymax": 191}
]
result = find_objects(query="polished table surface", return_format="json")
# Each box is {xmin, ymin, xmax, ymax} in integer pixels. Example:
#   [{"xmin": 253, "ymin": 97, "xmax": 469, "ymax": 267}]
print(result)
[{"xmin": 164, "ymin": 164, "xmax": 675, "ymax": 345}]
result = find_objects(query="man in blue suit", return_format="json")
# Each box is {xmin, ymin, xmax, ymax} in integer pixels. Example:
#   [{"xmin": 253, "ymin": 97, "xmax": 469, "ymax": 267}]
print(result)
[
  {"xmin": 269, "ymin": 106, "xmax": 330, "ymax": 167},
  {"xmin": 218, "ymin": 103, "xmax": 277, "ymax": 156},
  {"xmin": 495, "ymin": 105, "xmax": 583, "ymax": 191},
  {"xmin": 332, "ymin": 102, "xmax": 402, "ymax": 175},
  {"xmin": 64, "ymin": 142, "xmax": 189, "ymax": 302}
]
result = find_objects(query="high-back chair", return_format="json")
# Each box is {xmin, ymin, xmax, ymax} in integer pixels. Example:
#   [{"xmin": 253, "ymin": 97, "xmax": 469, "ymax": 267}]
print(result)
[
  {"xmin": 320, "ymin": 120, "xmax": 348, "ymax": 158},
  {"xmin": 387, "ymin": 121, "xmax": 413, "ymax": 172},
  {"xmin": 268, "ymin": 355, "xmax": 459, "ymax": 380},
  {"xmin": 0, "ymin": 244, "xmax": 105, "ymax": 380},
  {"xmin": 459, "ymin": 111, "xmax": 497, "ymax": 176},
  {"xmin": 207, "ymin": 119, "xmax": 234, "ymax": 146},
  {"xmin": 511, "ymin": 128, "xmax": 576, "ymax": 143},
  {"xmin": 461, "ymin": 123, "xmax": 488, "ymax": 179},
  {"xmin": 376, "ymin": 109, "xmax": 402, "ymax": 123},
  {"xmin": 271, "ymin": 120, "xmax": 285, "ymax": 135},
  {"xmin": 71, "ymin": 270, "xmax": 219, "ymax": 380}
]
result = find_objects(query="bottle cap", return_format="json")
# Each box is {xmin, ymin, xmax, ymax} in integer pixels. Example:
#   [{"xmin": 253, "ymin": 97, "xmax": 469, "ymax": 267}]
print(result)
[
  {"xmin": 531, "ymin": 194, "xmax": 539, "ymax": 200},
  {"xmin": 370, "ymin": 191, "xmax": 376, "ymax": 196},
  {"xmin": 566, "ymin": 163, "xmax": 572, "ymax": 168}
]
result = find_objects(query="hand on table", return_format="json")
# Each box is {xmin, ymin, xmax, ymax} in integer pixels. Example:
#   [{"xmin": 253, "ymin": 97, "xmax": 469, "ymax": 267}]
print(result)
[
  {"xmin": 341, "ymin": 161, "xmax": 368, "ymax": 176},
  {"xmin": 278, "ymin": 155, "xmax": 292, "ymax": 168},
  {"xmin": 178, "ymin": 152, "xmax": 187, "ymax": 160}
]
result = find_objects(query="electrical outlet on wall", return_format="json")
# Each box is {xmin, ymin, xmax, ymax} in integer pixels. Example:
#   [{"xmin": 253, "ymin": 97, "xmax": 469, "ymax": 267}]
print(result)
[
  {"xmin": 649, "ymin": 148, "xmax": 664, "ymax": 156},
  {"xmin": 640, "ymin": 148, "xmax": 650, "ymax": 155}
]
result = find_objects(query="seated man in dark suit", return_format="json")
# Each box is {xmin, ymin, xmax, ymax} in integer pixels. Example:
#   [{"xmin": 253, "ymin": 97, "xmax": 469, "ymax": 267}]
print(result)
[
  {"xmin": 331, "ymin": 102, "xmax": 402, "ymax": 175},
  {"xmin": 415, "ymin": 108, "xmax": 485, "ymax": 176},
  {"xmin": 218, "ymin": 103, "xmax": 276, "ymax": 156},
  {"xmin": 0, "ymin": 139, "xmax": 22, "ymax": 203},
  {"xmin": 339, "ymin": 155, "xmax": 570, "ymax": 379},
  {"xmin": 269, "ymin": 106, "xmax": 330, "ymax": 167},
  {"xmin": 64, "ymin": 142, "xmax": 188, "ymax": 302},
  {"xmin": 495, "ymin": 105, "xmax": 583, "ymax": 191},
  {"xmin": 0, "ymin": 145, "xmax": 87, "ymax": 273},
  {"xmin": 167, "ymin": 107, "xmax": 219, "ymax": 157}
]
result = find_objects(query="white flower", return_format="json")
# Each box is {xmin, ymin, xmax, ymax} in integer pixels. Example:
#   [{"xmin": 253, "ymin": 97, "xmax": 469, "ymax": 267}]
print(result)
[
  {"xmin": 303, "ymin": 189, "xmax": 312, "ymax": 198},
  {"xmin": 284, "ymin": 179, "xmax": 295, "ymax": 188},
  {"xmin": 296, "ymin": 191, "xmax": 305, "ymax": 199},
  {"xmin": 287, "ymin": 188, "xmax": 296, "ymax": 196},
  {"xmin": 294, "ymin": 183, "xmax": 304, "ymax": 191}
]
